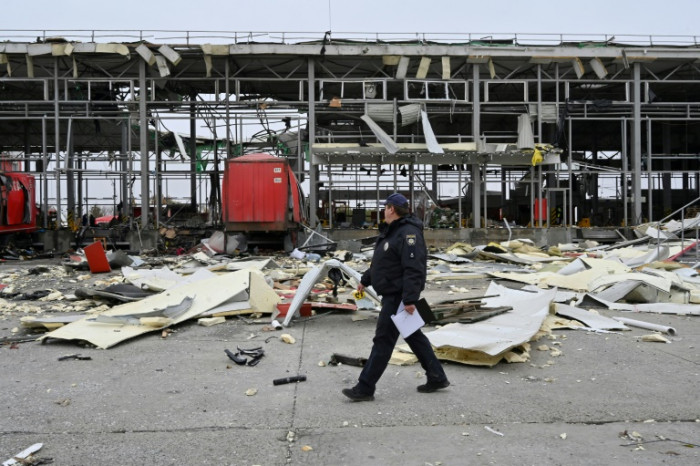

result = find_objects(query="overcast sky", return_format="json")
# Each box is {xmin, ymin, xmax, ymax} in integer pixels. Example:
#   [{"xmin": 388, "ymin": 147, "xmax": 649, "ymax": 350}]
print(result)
[{"xmin": 3, "ymin": 0, "xmax": 699, "ymax": 38}]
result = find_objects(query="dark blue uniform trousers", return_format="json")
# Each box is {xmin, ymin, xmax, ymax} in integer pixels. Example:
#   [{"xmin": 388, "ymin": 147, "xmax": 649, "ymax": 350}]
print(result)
[{"xmin": 357, "ymin": 294, "xmax": 448, "ymax": 395}]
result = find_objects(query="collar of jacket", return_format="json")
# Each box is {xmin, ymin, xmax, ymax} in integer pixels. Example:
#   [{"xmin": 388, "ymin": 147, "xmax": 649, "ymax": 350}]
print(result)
[{"xmin": 379, "ymin": 215, "xmax": 411, "ymax": 236}]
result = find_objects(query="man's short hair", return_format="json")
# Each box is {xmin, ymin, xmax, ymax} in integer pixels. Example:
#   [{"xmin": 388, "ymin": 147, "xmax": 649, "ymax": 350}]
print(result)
[{"xmin": 392, "ymin": 204, "xmax": 409, "ymax": 217}]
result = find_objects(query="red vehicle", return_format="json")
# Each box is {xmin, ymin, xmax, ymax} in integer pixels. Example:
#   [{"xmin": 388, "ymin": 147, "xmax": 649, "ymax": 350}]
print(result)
[
  {"xmin": 0, "ymin": 168, "xmax": 37, "ymax": 237},
  {"xmin": 221, "ymin": 153, "xmax": 306, "ymax": 249}
]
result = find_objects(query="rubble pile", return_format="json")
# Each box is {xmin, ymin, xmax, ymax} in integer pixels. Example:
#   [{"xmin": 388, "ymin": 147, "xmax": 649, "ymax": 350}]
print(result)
[{"xmin": 1, "ymin": 216, "xmax": 698, "ymax": 368}]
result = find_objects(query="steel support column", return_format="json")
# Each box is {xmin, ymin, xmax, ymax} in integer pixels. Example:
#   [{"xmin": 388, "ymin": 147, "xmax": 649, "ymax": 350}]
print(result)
[
  {"xmin": 139, "ymin": 59, "xmax": 149, "ymax": 228},
  {"xmin": 66, "ymin": 118, "xmax": 75, "ymax": 221},
  {"xmin": 190, "ymin": 94, "xmax": 197, "ymax": 211},
  {"xmin": 41, "ymin": 117, "xmax": 48, "ymax": 228},
  {"xmin": 632, "ymin": 63, "xmax": 642, "ymax": 224},
  {"xmin": 471, "ymin": 63, "xmax": 481, "ymax": 228},
  {"xmin": 308, "ymin": 58, "xmax": 318, "ymax": 227},
  {"xmin": 225, "ymin": 60, "xmax": 231, "ymax": 158},
  {"xmin": 121, "ymin": 119, "xmax": 129, "ymax": 219},
  {"xmin": 54, "ymin": 57, "xmax": 62, "ymax": 227},
  {"xmin": 662, "ymin": 123, "xmax": 672, "ymax": 216},
  {"xmin": 647, "ymin": 118, "xmax": 653, "ymax": 221},
  {"xmin": 622, "ymin": 119, "xmax": 629, "ymax": 226}
]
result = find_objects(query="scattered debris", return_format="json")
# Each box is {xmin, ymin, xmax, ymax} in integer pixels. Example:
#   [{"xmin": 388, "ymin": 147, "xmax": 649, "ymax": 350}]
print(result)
[
  {"xmin": 640, "ymin": 333, "xmax": 671, "ymax": 343},
  {"xmin": 1, "ymin": 219, "xmax": 698, "ymax": 383},
  {"xmin": 329, "ymin": 353, "xmax": 367, "ymax": 367},
  {"xmin": 432, "ymin": 302, "xmax": 511, "ymax": 325},
  {"xmin": 39, "ymin": 270, "xmax": 278, "ymax": 349},
  {"xmin": 613, "ymin": 316, "xmax": 677, "ymax": 335},
  {"xmin": 619, "ymin": 429, "xmax": 644, "ymax": 443},
  {"xmin": 425, "ymin": 282, "xmax": 556, "ymax": 367},
  {"xmin": 198, "ymin": 316, "xmax": 226, "ymax": 327},
  {"xmin": 279, "ymin": 259, "xmax": 380, "ymax": 327},
  {"xmin": 225, "ymin": 349, "xmax": 247, "ymax": 366},
  {"xmin": 280, "ymin": 334, "xmax": 296, "ymax": 344},
  {"xmin": 83, "ymin": 241, "xmax": 111, "ymax": 273},
  {"xmin": 273, "ymin": 375, "xmax": 307, "ymax": 385},
  {"xmin": 2, "ymin": 443, "xmax": 44, "ymax": 466},
  {"xmin": 57, "ymin": 354, "xmax": 92, "ymax": 361},
  {"xmin": 225, "ymin": 346, "xmax": 265, "ymax": 366},
  {"xmin": 310, "ymin": 302, "xmax": 357, "ymax": 312},
  {"xmin": 554, "ymin": 304, "xmax": 628, "ymax": 332},
  {"xmin": 389, "ymin": 351, "xmax": 419, "ymax": 366},
  {"xmin": 484, "ymin": 426, "xmax": 504, "ymax": 437}
]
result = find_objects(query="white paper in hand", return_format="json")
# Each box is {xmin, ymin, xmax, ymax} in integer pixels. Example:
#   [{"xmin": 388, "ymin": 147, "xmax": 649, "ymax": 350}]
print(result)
[{"xmin": 391, "ymin": 301, "xmax": 425, "ymax": 338}]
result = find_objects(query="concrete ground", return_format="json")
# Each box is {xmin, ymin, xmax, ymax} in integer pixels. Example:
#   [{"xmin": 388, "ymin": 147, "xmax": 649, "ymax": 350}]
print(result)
[{"xmin": 1, "ymin": 262, "xmax": 699, "ymax": 466}]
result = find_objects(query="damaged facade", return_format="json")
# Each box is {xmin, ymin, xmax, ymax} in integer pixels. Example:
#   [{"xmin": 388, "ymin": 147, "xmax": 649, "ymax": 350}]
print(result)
[
  {"xmin": 0, "ymin": 31, "xmax": 698, "ymax": 253},
  {"xmin": 0, "ymin": 28, "xmax": 697, "ymax": 373}
]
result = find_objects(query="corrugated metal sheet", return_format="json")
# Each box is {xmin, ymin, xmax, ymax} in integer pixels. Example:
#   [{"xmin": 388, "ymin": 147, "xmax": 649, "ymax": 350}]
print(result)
[
  {"xmin": 360, "ymin": 115, "xmax": 399, "ymax": 154},
  {"xmin": 366, "ymin": 102, "xmax": 421, "ymax": 126},
  {"xmin": 517, "ymin": 114, "xmax": 535, "ymax": 149},
  {"xmin": 399, "ymin": 103, "xmax": 420, "ymax": 126},
  {"xmin": 421, "ymin": 110, "xmax": 444, "ymax": 154},
  {"xmin": 366, "ymin": 103, "xmax": 395, "ymax": 123}
]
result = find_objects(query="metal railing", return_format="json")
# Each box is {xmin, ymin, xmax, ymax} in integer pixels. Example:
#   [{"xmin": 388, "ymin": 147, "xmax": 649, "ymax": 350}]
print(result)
[
  {"xmin": 653, "ymin": 195, "xmax": 700, "ymax": 264},
  {"xmin": 1, "ymin": 30, "xmax": 699, "ymax": 47}
]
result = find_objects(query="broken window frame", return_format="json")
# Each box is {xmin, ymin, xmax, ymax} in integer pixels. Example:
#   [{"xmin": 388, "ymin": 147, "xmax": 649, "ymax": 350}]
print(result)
[
  {"xmin": 566, "ymin": 80, "xmax": 630, "ymax": 102},
  {"xmin": 0, "ymin": 78, "xmax": 49, "ymax": 102},
  {"xmin": 403, "ymin": 79, "xmax": 468, "ymax": 101},
  {"xmin": 64, "ymin": 78, "xmax": 136, "ymax": 103},
  {"xmin": 318, "ymin": 79, "xmax": 387, "ymax": 101},
  {"xmin": 484, "ymin": 80, "xmax": 528, "ymax": 103}
]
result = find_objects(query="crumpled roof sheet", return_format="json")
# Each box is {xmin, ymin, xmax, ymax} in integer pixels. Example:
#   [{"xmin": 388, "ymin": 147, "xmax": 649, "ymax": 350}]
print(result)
[
  {"xmin": 424, "ymin": 281, "xmax": 556, "ymax": 366},
  {"xmin": 39, "ymin": 270, "xmax": 278, "ymax": 349}
]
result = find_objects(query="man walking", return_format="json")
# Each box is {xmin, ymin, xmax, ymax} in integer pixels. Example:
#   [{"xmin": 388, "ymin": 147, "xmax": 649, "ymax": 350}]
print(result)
[{"xmin": 343, "ymin": 193, "xmax": 449, "ymax": 402}]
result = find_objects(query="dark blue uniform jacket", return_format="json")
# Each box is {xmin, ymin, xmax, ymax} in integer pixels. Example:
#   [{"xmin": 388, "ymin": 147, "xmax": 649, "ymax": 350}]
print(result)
[{"xmin": 360, "ymin": 214, "xmax": 427, "ymax": 305}]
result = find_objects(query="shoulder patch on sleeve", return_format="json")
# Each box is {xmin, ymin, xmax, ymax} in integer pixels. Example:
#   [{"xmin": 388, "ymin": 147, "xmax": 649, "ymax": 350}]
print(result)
[{"xmin": 406, "ymin": 234, "xmax": 416, "ymax": 246}]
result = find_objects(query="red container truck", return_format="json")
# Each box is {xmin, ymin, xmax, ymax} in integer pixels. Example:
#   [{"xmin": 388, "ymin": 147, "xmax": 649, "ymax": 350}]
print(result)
[{"xmin": 221, "ymin": 153, "xmax": 306, "ymax": 249}]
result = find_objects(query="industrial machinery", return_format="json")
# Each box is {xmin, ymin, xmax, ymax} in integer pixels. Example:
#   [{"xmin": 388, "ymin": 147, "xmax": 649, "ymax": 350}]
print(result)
[{"xmin": 221, "ymin": 153, "xmax": 307, "ymax": 251}]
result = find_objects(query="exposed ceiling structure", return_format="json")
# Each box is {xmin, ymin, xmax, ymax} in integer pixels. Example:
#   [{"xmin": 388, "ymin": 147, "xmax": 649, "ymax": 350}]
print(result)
[{"xmin": 1, "ymin": 31, "xmax": 699, "ymax": 229}]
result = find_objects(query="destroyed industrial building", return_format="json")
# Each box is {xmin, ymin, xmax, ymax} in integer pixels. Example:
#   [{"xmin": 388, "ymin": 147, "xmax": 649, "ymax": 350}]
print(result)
[
  {"xmin": 0, "ymin": 28, "xmax": 698, "ymax": 373},
  {"xmin": 0, "ymin": 30, "xmax": 699, "ymax": 253},
  {"xmin": 2, "ymin": 29, "xmax": 700, "ymax": 465}
]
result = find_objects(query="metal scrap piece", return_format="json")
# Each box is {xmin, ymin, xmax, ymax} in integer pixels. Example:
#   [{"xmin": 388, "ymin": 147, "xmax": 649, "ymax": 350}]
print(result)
[
  {"xmin": 329, "ymin": 353, "xmax": 367, "ymax": 367},
  {"xmin": 89, "ymin": 295, "xmax": 195, "ymax": 326},
  {"xmin": 57, "ymin": 354, "xmax": 92, "ymax": 361},
  {"xmin": 155, "ymin": 295, "xmax": 195, "ymax": 319}
]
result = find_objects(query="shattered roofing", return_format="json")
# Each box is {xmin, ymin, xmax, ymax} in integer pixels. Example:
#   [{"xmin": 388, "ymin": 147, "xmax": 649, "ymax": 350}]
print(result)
[{"xmin": 2, "ymin": 212, "xmax": 699, "ymax": 367}]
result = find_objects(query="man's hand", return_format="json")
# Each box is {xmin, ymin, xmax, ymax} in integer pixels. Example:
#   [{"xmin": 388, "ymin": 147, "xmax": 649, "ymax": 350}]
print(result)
[
  {"xmin": 353, "ymin": 284, "xmax": 366, "ymax": 300},
  {"xmin": 404, "ymin": 304, "xmax": 416, "ymax": 315}
]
